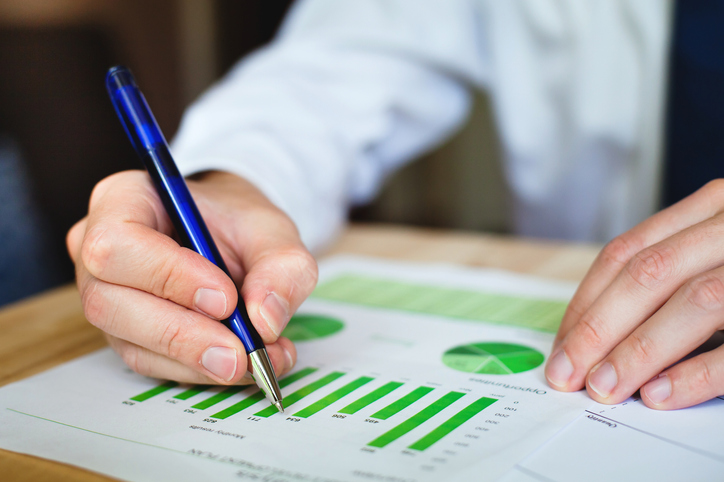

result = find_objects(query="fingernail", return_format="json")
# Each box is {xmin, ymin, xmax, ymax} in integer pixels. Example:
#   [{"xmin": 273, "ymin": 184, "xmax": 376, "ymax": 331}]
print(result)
[
  {"xmin": 643, "ymin": 374, "xmax": 671, "ymax": 405},
  {"xmin": 194, "ymin": 288, "xmax": 227, "ymax": 319},
  {"xmin": 282, "ymin": 345, "xmax": 294, "ymax": 372},
  {"xmin": 259, "ymin": 292, "xmax": 289, "ymax": 337},
  {"xmin": 546, "ymin": 350, "xmax": 574, "ymax": 388},
  {"xmin": 589, "ymin": 362, "xmax": 617, "ymax": 398},
  {"xmin": 201, "ymin": 346, "xmax": 237, "ymax": 381}
]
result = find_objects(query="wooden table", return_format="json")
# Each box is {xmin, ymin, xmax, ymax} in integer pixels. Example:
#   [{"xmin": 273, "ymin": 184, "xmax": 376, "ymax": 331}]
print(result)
[{"xmin": 0, "ymin": 224, "xmax": 600, "ymax": 481}]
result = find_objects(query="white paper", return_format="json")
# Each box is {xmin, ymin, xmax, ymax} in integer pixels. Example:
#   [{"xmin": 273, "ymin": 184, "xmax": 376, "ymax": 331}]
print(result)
[
  {"xmin": 500, "ymin": 395, "xmax": 724, "ymax": 482},
  {"xmin": 0, "ymin": 256, "xmax": 591, "ymax": 482}
]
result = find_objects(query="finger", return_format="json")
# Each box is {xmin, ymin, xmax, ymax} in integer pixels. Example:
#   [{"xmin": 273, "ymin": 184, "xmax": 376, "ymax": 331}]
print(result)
[
  {"xmin": 106, "ymin": 335, "xmax": 296, "ymax": 383},
  {"xmin": 66, "ymin": 217, "xmax": 87, "ymax": 262},
  {"xmin": 107, "ymin": 335, "xmax": 254, "ymax": 384},
  {"xmin": 547, "ymin": 213, "xmax": 724, "ymax": 391},
  {"xmin": 87, "ymin": 170, "xmax": 174, "ymax": 232},
  {"xmin": 188, "ymin": 173, "xmax": 319, "ymax": 343},
  {"xmin": 241, "ymin": 246, "xmax": 319, "ymax": 342},
  {"xmin": 79, "ymin": 269, "xmax": 247, "ymax": 384},
  {"xmin": 81, "ymin": 220, "xmax": 238, "ymax": 321},
  {"xmin": 640, "ymin": 342, "xmax": 724, "ymax": 410},
  {"xmin": 583, "ymin": 268, "xmax": 724, "ymax": 403},
  {"xmin": 81, "ymin": 267, "xmax": 296, "ymax": 383},
  {"xmin": 80, "ymin": 171, "xmax": 238, "ymax": 320},
  {"xmin": 555, "ymin": 179, "xmax": 724, "ymax": 347}
]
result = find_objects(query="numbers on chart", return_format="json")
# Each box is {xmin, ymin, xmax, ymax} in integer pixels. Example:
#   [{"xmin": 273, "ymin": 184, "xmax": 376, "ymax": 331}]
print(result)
[
  {"xmin": 286, "ymin": 417, "xmax": 301, "ymax": 423},
  {"xmin": 184, "ymin": 409, "xmax": 197, "ymax": 414},
  {"xmin": 203, "ymin": 418, "xmax": 218, "ymax": 423},
  {"xmin": 122, "ymin": 400, "xmax": 136, "ymax": 406}
]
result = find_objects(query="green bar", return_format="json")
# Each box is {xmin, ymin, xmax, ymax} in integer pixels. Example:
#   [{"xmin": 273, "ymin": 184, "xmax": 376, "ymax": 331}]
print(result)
[
  {"xmin": 254, "ymin": 371, "xmax": 346, "ymax": 418},
  {"xmin": 312, "ymin": 275, "xmax": 568, "ymax": 333},
  {"xmin": 211, "ymin": 392, "xmax": 265, "ymax": 419},
  {"xmin": 370, "ymin": 386, "xmax": 434, "ymax": 420},
  {"xmin": 192, "ymin": 386, "xmax": 245, "ymax": 410},
  {"xmin": 174, "ymin": 385, "xmax": 210, "ymax": 400},
  {"xmin": 409, "ymin": 396, "xmax": 497, "ymax": 451},
  {"xmin": 368, "ymin": 391, "xmax": 465, "ymax": 448},
  {"xmin": 211, "ymin": 367, "xmax": 319, "ymax": 419},
  {"xmin": 294, "ymin": 377, "xmax": 374, "ymax": 418},
  {"xmin": 130, "ymin": 381, "xmax": 179, "ymax": 402},
  {"xmin": 339, "ymin": 382, "xmax": 404, "ymax": 415}
]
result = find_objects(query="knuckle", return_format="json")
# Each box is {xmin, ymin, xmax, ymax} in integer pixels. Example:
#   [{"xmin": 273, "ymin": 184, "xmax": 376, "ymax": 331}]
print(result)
[
  {"xmin": 626, "ymin": 332, "xmax": 657, "ymax": 365},
  {"xmin": 563, "ymin": 300, "xmax": 586, "ymax": 324},
  {"xmin": 293, "ymin": 249, "xmax": 319, "ymax": 293},
  {"xmin": 81, "ymin": 225, "xmax": 114, "ymax": 278},
  {"xmin": 278, "ymin": 246, "xmax": 319, "ymax": 295},
  {"xmin": 684, "ymin": 274, "xmax": 724, "ymax": 312},
  {"xmin": 88, "ymin": 176, "xmax": 113, "ymax": 210},
  {"xmin": 625, "ymin": 246, "xmax": 677, "ymax": 291},
  {"xmin": 159, "ymin": 320, "xmax": 185, "ymax": 360},
  {"xmin": 66, "ymin": 221, "xmax": 84, "ymax": 259},
  {"xmin": 89, "ymin": 173, "xmax": 127, "ymax": 210},
  {"xmin": 80, "ymin": 281, "xmax": 107, "ymax": 328},
  {"xmin": 688, "ymin": 357, "xmax": 716, "ymax": 393},
  {"xmin": 574, "ymin": 311, "xmax": 607, "ymax": 350},
  {"xmin": 150, "ymin": 257, "xmax": 185, "ymax": 300},
  {"xmin": 600, "ymin": 235, "xmax": 637, "ymax": 271},
  {"xmin": 120, "ymin": 345, "xmax": 148, "ymax": 377}
]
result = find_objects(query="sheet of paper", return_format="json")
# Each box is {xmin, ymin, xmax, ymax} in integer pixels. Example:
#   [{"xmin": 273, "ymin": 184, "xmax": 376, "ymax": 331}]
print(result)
[
  {"xmin": 499, "ymin": 394, "xmax": 724, "ymax": 482},
  {"xmin": 0, "ymin": 256, "xmax": 591, "ymax": 482}
]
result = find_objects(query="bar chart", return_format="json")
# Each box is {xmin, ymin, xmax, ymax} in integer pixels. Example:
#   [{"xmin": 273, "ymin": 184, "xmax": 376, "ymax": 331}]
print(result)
[
  {"xmin": 128, "ymin": 366, "xmax": 499, "ymax": 452},
  {"xmin": 312, "ymin": 274, "xmax": 567, "ymax": 333},
  {"xmin": 0, "ymin": 257, "xmax": 587, "ymax": 482}
]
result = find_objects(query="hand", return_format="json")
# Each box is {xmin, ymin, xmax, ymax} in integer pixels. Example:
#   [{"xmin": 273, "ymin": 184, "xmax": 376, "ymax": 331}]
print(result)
[
  {"xmin": 66, "ymin": 170, "xmax": 318, "ymax": 385},
  {"xmin": 545, "ymin": 180, "xmax": 724, "ymax": 410}
]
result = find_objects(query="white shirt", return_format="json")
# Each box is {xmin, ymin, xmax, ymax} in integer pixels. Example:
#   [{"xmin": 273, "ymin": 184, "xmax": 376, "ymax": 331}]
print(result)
[{"xmin": 172, "ymin": 0, "xmax": 673, "ymax": 252}]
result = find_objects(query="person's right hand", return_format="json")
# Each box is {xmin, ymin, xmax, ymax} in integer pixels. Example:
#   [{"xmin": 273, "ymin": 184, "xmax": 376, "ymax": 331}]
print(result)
[{"xmin": 66, "ymin": 169, "xmax": 318, "ymax": 385}]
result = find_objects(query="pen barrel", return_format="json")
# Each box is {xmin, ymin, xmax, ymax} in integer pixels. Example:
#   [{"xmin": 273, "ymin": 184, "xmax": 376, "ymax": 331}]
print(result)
[
  {"xmin": 142, "ymin": 147, "xmax": 265, "ymax": 353},
  {"xmin": 106, "ymin": 66, "xmax": 264, "ymax": 353}
]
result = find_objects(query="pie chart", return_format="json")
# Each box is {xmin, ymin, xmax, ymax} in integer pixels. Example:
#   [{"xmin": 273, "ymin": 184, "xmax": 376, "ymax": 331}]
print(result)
[
  {"xmin": 442, "ymin": 342, "xmax": 545, "ymax": 375},
  {"xmin": 281, "ymin": 314, "xmax": 344, "ymax": 342}
]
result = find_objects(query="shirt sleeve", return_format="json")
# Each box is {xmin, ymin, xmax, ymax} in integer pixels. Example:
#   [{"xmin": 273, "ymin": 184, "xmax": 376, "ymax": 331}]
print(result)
[{"xmin": 171, "ymin": 0, "xmax": 489, "ymax": 252}]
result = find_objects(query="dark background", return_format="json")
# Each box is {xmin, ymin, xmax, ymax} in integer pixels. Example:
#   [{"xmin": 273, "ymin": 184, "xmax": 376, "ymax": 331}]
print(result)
[{"xmin": 0, "ymin": 0, "xmax": 507, "ymax": 306}]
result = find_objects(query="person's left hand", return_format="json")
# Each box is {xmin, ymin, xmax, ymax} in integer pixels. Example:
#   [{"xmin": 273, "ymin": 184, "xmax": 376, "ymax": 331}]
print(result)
[{"xmin": 545, "ymin": 180, "xmax": 724, "ymax": 410}]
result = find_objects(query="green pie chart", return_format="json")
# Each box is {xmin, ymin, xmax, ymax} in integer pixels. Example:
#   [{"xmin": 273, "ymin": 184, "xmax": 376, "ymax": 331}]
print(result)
[
  {"xmin": 281, "ymin": 314, "xmax": 344, "ymax": 342},
  {"xmin": 442, "ymin": 342, "xmax": 545, "ymax": 375}
]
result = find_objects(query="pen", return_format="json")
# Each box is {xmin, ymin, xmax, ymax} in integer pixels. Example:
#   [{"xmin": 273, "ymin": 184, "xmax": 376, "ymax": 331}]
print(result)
[{"xmin": 105, "ymin": 65, "xmax": 284, "ymax": 413}]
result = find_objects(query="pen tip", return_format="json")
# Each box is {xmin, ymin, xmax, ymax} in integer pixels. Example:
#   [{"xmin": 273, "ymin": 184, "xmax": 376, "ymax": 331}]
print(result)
[{"xmin": 274, "ymin": 401, "xmax": 284, "ymax": 413}]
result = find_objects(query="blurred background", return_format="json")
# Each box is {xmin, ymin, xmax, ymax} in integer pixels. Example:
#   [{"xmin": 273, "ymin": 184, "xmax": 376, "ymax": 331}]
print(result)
[{"xmin": 0, "ymin": 0, "xmax": 508, "ymax": 307}]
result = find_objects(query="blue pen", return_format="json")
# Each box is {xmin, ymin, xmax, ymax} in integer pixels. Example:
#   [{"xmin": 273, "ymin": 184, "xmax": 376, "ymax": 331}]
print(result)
[{"xmin": 105, "ymin": 66, "xmax": 284, "ymax": 412}]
